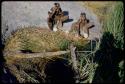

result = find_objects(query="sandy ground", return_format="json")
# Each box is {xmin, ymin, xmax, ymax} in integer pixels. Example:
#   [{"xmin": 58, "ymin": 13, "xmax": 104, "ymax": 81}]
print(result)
[{"xmin": 2, "ymin": 1, "xmax": 102, "ymax": 42}]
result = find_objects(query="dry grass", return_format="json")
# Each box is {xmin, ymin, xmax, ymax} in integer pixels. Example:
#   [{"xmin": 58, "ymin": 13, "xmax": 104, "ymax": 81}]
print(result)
[
  {"xmin": 3, "ymin": 26, "xmax": 88, "ymax": 83},
  {"xmin": 4, "ymin": 27, "xmax": 88, "ymax": 52},
  {"xmin": 79, "ymin": 1, "xmax": 117, "ymax": 23}
]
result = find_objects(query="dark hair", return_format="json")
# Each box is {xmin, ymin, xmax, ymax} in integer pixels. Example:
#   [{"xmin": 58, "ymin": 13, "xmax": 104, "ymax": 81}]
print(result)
[
  {"xmin": 54, "ymin": 3, "xmax": 58, "ymax": 5},
  {"xmin": 81, "ymin": 12, "xmax": 86, "ymax": 16}
]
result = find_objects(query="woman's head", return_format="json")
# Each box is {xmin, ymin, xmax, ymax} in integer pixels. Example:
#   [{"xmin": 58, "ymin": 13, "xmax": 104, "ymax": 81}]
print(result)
[
  {"xmin": 54, "ymin": 3, "xmax": 58, "ymax": 6},
  {"xmin": 54, "ymin": 3, "xmax": 60, "ymax": 8},
  {"xmin": 80, "ymin": 12, "xmax": 86, "ymax": 20}
]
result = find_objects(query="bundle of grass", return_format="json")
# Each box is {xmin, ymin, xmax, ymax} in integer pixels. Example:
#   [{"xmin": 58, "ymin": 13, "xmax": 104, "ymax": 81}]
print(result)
[
  {"xmin": 4, "ymin": 27, "xmax": 88, "ymax": 52},
  {"xmin": 3, "ymin": 26, "xmax": 88, "ymax": 83},
  {"xmin": 77, "ymin": 53, "xmax": 98, "ymax": 83}
]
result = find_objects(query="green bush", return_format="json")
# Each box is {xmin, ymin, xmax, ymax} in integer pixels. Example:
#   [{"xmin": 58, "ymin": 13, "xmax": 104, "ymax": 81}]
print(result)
[
  {"xmin": 78, "ymin": 2, "xmax": 124, "ymax": 83},
  {"xmin": 103, "ymin": 2, "xmax": 124, "ymax": 50},
  {"xmin": 102, "ymin": 2, "xmax": 124, "ymax": 83}
]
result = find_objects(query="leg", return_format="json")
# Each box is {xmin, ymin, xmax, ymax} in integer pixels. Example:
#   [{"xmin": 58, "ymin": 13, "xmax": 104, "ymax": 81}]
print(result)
[
  {"xmin": 78, "ymin": 27, "xmax": 81, "ymax": 36},
  {"xmin": 48, "ymin": 22, "xmax": 53, "ymax": 31},
  {"xmin": 56, "ymin": 20, "xmax": 63, "ymax": 29}
]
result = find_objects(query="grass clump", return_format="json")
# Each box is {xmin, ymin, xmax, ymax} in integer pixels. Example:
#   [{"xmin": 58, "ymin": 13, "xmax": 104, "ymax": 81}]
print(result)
[
  {"xmin": 77, "ymin": 53, "xmax": 98, "ymax": 83},
  {"xmin": 4, "ymin": 26, "xmax": 88, "ymax": 83},
  {"xmin": 4, "ymin": 27, "xmax": 87, "ymax": 52},
  {"xmin": 103, "ymin": 2, "xmax": 124, "ymax": 50},
  {"xmin": 59, "ymin": 39, "xmax": 71, "ymax": 50}
]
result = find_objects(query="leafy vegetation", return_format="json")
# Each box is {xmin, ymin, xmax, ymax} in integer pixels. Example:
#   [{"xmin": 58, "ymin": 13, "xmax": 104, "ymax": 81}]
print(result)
[
  {"xmin": 103, "ymin": 2, "xmax": 124, "ymax": 83},
  {"xmin": 103, "ymin": 2, "xmax": 124, "ymax": 50}
]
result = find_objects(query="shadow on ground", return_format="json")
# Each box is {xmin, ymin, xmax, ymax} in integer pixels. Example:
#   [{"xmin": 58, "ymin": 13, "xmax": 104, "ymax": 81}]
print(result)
[
  {"xmin": 63, "ymin": 18, "xmax": 73, "ymax": 23},
  {"xmin": 63, "ymin": 11, "xmax": 69, "ymax": 16},
  {"xmin": 92, "ymin": 32, "xmax": 124, "ymax": 83},
  {"xmin": 63, "ymin": 11, "xmax": 73, "ymax": 23},
  {"xmin": 44, "ymin": 58, "xmax": 75, "ymax": 83}
]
